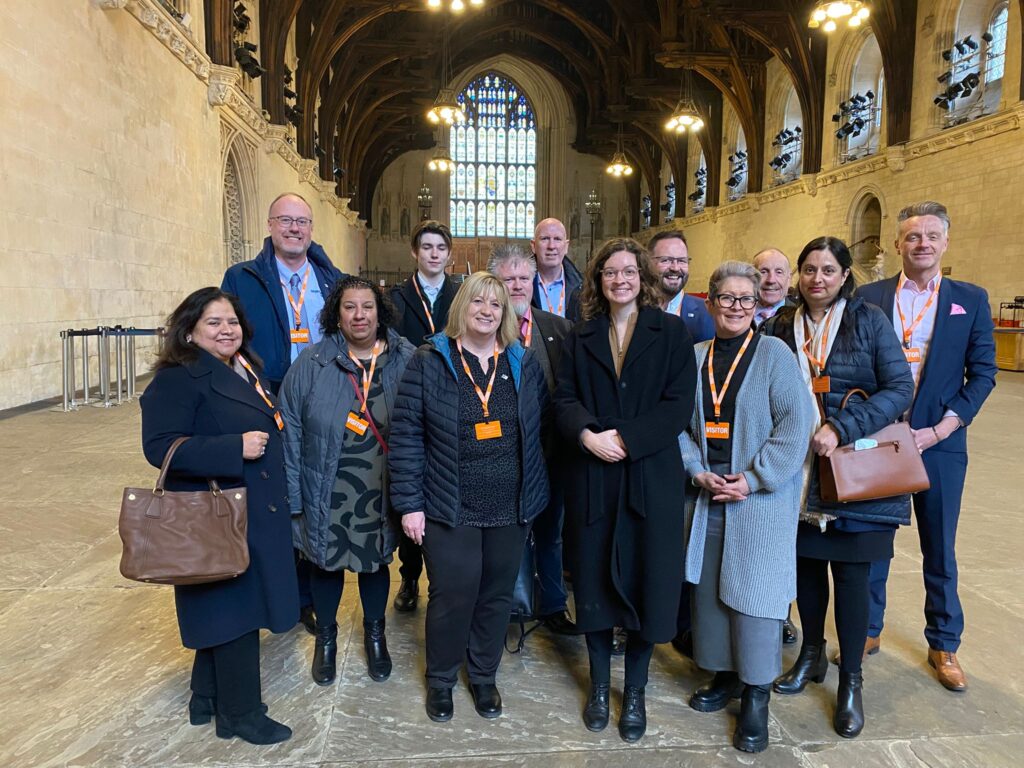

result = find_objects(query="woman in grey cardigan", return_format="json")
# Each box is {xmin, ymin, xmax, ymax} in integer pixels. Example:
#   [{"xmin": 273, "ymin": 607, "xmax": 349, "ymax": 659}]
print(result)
[
  {"xmin": 279, "ymin": 277, "xmax": 416, "ymax": 687},
  {"xmin": 678, "ymin": 261, "xmax": 814, "ymax": 753}
]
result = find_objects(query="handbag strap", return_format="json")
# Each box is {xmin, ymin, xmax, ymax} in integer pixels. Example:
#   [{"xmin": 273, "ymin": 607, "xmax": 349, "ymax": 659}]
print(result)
[
  {"xmin": 154, "ymin": 437, "xmax": 222, "ymax": 495},
  {"xmin": 346, "ymin": 372, "xmax": 390, "ymax": 454},
  {"xmin": 839, "ymin": 387, "xmax": 870, "ymax": 411}
]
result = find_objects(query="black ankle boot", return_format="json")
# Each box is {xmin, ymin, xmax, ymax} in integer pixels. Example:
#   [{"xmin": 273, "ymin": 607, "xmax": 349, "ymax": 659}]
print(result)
[
  {"xmin": 426, "ymin": 686, "xmax": 454, "ymax": 722},
  {"xmin": 215, "ymin": 709, "xmax": 292, "ymax": 744},
  {"xmin": 189, "ymin": 694, "xmax": 266, "ymax": 725},
  {"xmin": 689, "ymin": 671, "xmax": 744, "ymax": 712},
  {"xmin": 363, "ymin": 618, "xmax": 392, "ymax": 682},
  {"xmin": 618, "ymin": 685, "xmax": 646, "ymax": 743},
  {"xmin": 733, "ymin": 684, "xmax": 770, "ymax": 753},
  {"xmin": 393, "ymin": 578, "xmax": 419, "ymax": 612},
  {"xmin": 311, "ymin": 623, "xmax": 338, "ymax": 686},
  {"xmin": 833, "ymin": 670, "xmax": 865, "ymax": 738},
  {"xmin": 782, "ymin": 616, "xmax": 799, "ymax": 645},
  {"xmin": 582, "ymin": 682, "xmax": 610, "ymax": 732},
  {"xmin": 773, "ymin": 643, "xmax": 828, "ymax": 694}
]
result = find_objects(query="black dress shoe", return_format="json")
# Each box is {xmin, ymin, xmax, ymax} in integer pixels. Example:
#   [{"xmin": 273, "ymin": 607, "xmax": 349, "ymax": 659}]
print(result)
[
  {"xmin": 216, "ymin": 709, "xmax": 292, "ymax": 745},
  {"xmin": 618, "ymin": 685, "xmax": 646, "ymax": 743},
  {"xmin": 774, "ymin": 642, "xmax": 828, "ymax": 695},
  {"xmin": 189, "ymin": 694, "xmax": 265, "ymax": 725},
  {"xmin": 833, "ymin": 671, "xmax": 865, "ymax": 738},
  {"xmin": 426, "ymin": 687, "xmax": 454, "ymax": 722},
  {"xmin": 470, "ymin": 683, "xmax": 502, "ymax": 718},
  {"xmin": 582, "ymin": 682, "xmax": 610, "ymax": 732},
  {"xmin": 782, "ymin": 616, "xmax": 799, "ymax": 645},
  {"xmin": 689, "ymin": 671, "xmax": 744, "ymax": 713},
  {"xmin": 671, "ymin": 629, "xmax": 694, "ymax": 658},
  {"xmin": 311, "ymin": 623, "xmax": 338, "ymax": 686},
  {"xmin": 611, "ymin": 627, "xmax": 627, "ymax": 656},
  {"xmin": 299, "ymin": 605, "xmax": 317, "ymax": 635},
  {"xmin": 733, "ymin": 684, "xmax": 771, "ymax": 753},
  {"xmin": 541, "ymin": 610, "xmax": 578, "ymax": 635},
  {"xmin": 393, "ymin": 578, "xmax": 419, "ymax": 612},
  {"xmin": 363, "ymin": 618, "xmax": 392, "ymax": 682}
]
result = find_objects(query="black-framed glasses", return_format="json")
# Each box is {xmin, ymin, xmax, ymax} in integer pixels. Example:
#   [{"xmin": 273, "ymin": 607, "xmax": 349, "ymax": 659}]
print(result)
[
  {"xmin": 270, "ymin": 215, "xmax": 312, "ymax": 228},
  {"xmin": 714, "ymin": 294, "xmax": 757, "ymax": 310}
]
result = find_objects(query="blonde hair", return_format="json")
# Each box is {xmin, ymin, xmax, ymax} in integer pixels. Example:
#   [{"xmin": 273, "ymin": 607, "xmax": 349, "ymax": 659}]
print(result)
[{"xmin": 445, "ymin": 272, "xmax": 521, "ymax": 348}]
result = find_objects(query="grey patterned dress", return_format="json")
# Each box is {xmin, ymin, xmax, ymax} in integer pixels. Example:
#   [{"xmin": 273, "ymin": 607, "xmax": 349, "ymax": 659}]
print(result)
[{"xmin": 325, "ymin": 351, "xmax": 392, "ymax": 572}]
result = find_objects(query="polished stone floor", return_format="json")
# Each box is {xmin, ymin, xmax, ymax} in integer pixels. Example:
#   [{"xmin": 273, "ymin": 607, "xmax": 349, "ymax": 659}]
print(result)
[{"xmin": 1, "ymin": 375, "xmax": 1023, "ymax": 768}]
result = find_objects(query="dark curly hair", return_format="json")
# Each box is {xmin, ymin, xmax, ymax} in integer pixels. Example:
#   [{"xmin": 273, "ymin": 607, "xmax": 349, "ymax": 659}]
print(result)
[
  {"xmin": 795, "ymin": 236, "xmax": 856, "ymax": 304},
  {"xmin": 580, "ymin": 237, "xmax": 662, "ymax": 320},
  {"xmin": 319, "ymin": 276, "xmax": 398, "ymax": 341},
  {"xmin": 154, "ymin": 287, "xmax": 261, "ymax": 370}
]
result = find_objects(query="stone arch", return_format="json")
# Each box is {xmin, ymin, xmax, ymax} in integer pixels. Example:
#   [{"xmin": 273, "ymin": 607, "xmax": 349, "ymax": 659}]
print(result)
[
  {"xmin": 846, "ymin": 186, "xmax": 890, "ymax": 284},
  {"xmin": 222, "ymin": 134, "xmax": 259, "ymax": 266}
]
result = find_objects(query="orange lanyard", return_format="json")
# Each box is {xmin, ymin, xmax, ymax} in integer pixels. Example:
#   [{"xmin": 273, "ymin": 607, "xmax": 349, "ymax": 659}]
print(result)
[
  {"xmin": 538, "ymin": 272, "xmax": 565, "ymax": 317},
  {"xmin": 347, "ymin": 341, "xmax": 381, "ymax": 415},
  {"xmin": 801, "ymin": 304, "xmax": 838, "ymax": 375},
  {"xmin": 521, "ymin": 313, "xmax": 533, "ymax": 348},
  {"xmin": 896, "ymin": 273, "xmax": 941, "ymax": 348},
  {"xmin": 456, "ymin": 339, "xmax": 500, "ymax": 418},
  {"xmin": 280, "ymin": 266, "xmax": 310, "ymax": 330},
  {"xmin": 412, "ymin": 276, "xmax": 437, "ymax": 334},
  {"xmin": 235, "ymin": 353, "xmax": 282, "ymax": 430},
  {"xmin": 707, "ymin": 329, "xmax": 754, "ymax": 420}
]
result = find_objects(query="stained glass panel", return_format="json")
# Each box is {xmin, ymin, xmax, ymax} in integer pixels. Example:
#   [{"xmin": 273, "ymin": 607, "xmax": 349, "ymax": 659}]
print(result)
[
  {"xmin": 477, "ymin": 202, "xmax": 487, "ymax": 235},
  {"xmin": 515, "ymin": 203, "xmax": 527, "ymax": 238},
  {"xmin": 496, "ymin": 128, "xmax": 506, "ymax": 163},
  {"xmin": 477, "ymin": 164, "xmax": 487, "ymax": 199},
  {"xmin": 466, "ymin": 165, "xmax": 476, "ymax": 201},
  {"xmin": 517, "ymin": 167, "xmax": 527, "ymax": 201},
  {"xmin": 486, "ymin": 202, "xmax": 496, "ymax": 236},
  {"xmin": 526, "ymin": 129, "xmax": 536, "ymax": 164},
  {"xmin": 455, "ymin": 126, "xmax": 466, "ymax": 161},
  {"xmin": 497, "ymin": 166, "xmax": 506, "ymax": 200},
  {"xmin": 526, "ymin": 203, "xmax": 536, "ymax": 235},
  {"xmin": 526, "ymin": 167, "xmax": 536, "ymax": 201},
  {"xmin": 465, "ymin": 201, "xmax": 475, "ymax": 237},
  {"xmin": 456, "ymin": 201, "xmax": 466, "ymax": 237},
  {"xmin": 486, "ymin": 165, "xmax": 497, "ymax": 199},
  {"xmin": 456, "ymin": 165, "xmax": 466, "ymax": 199},
  {"xmin": 497, "ymin": 202, "xmax": 506, "ymax": 236},
  {"xmin": 466, "ymin": 127, "xmax": 475, "ymax": 163}
]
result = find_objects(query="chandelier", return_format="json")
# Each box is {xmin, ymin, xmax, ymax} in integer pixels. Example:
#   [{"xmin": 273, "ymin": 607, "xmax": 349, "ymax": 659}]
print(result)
[
  {"xmin": 427, "ymin": 0, "xmax": 484, "ymax": 11},
  {"xmin": 606, "ymin": 122, "xmax": 633, "ymax": 177},
  {"xmin": 427, "ymin": 145, "xmax": 455, "ymax": 173},
  {"xmin": 426, "ymin": 22, "xmax": 466, "ymax": 125},
  {"xmin": 808, "ymin": 2, "xmax": 870, "ymax": 32},
  {"xmin": 664, "ymin": 70, "xmax": 704, "ymax": 134}
]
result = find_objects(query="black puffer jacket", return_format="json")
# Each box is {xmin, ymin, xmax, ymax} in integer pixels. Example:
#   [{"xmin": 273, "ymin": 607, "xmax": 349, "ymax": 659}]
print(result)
[
  {"xmin": 761, "ymin": 297, "xmax": 914, "ymax": 525},
  {"xmin": 389, "ymin": 334, "xmax": 551, "ymax": 526}
]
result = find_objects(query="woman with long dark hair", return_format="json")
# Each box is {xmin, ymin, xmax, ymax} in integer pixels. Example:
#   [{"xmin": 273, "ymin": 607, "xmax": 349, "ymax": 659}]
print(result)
[{"xmin": 140, "ymin": 287, "xmax": 298, "ymax": 745}]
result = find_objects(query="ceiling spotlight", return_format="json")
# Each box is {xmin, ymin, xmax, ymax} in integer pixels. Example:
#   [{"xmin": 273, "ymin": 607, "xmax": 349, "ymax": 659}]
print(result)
[{"xmin": 283, "ymin": 87, "xmax": 297, "ymax": 100}]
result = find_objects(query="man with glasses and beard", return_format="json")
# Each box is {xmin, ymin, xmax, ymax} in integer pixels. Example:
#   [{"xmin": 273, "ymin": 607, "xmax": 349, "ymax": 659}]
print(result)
[{"xmin": 648, "ymin": 230, "xmax": 715, "ymax": 343}]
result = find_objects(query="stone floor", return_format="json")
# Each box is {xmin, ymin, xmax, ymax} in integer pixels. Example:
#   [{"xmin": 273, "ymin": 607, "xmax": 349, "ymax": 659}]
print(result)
[{"xmin": 1, "ymin": 374, "xmax": 1022, "ymax": 768}]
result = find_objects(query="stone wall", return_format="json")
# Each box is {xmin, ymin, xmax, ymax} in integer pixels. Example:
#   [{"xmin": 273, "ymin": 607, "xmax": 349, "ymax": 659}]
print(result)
[{"xmin": 0, "ymin": 0, "xmax": 366, "ymax": 410}]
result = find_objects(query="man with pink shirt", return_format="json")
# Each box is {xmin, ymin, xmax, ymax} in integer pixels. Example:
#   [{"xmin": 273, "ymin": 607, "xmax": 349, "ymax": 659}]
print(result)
[{"xmin": 857, "ymin": 201, "xmax": 996, "ymax": 692}]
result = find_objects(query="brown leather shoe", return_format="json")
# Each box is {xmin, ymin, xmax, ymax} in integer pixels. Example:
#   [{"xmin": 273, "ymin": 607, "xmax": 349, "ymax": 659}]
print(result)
[
  {"xmin": 831, "ymin": 635, "xmax": 881, "ymax": 666},
  {"xmin": 928, "ymin": 649, "xmax": 968, "ymax": 692}
]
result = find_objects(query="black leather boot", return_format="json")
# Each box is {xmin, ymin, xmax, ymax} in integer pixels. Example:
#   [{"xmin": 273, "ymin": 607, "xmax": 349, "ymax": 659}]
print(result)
[
  {"xmin": 773, "ymin": 642, "xmax": 828, "ymax": 694},
  {"xmin": 833, "ymin": 671, "xmax": 865, "ymax": 738},
  {"xmin": 618, "ymin": 685, "xmax": 646, "ymax": 743},
  {"xmin": 470, "ymin": 683, "xmax": 502, "ymax": 718},
  {"xmin": 689, "ymin": 671, "xmax": 744, "ymax": 713},
  {"xmin": 426, "ymin": 686, "xmax": 454, "ymax": 722},
  {"xmin": 393, "ymin": 578, "xmax": 419, "ymax": 612},
  {"xmin": 582, "ymin": 682, "xmax": 610, "ymax": 732},
  {"xmin": 215, "ymin": 709, "xmax": 292, "ymax": 744},
  {"xmin": 363, "ymin": 618, "xmax": 392, "ymax": 682},
  {"xmin": 311, "ymin": 623, "xmax": 338, "ymax": 686},
  {"xmin": 299, "ymin": 605, "xmax": 317, "ymax": 635},
  {"xmin": 733, "ymin": 684, "xmax": 771, "ymax": 753},
  {"xmin": 189, "ymin": 694, "xmax": 265, "ymax": 725},
  {"xmin": 782, "ymin": 616, "xmax": 799, "ymax": 645}
]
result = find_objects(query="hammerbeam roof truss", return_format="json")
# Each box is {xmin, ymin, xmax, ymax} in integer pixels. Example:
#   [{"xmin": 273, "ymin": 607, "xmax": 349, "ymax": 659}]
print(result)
[{"xmin": 204, "ymin": 1, "xmax": 923, "ymax": 223}]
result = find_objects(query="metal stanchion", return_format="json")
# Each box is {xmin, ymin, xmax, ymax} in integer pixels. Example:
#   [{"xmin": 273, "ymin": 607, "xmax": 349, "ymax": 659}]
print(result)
[
  {"xmin": 126, "ymin": 330, "xmax": 137, "ymax": 399},
  {"xmin": 80, "ymin": 332, "xmax": 91, "ymax": 405},
  {"xmin": 114, "ymin": 325, "xmax": 124, "ymax": 405},
  {"xmin": 58, "ymin": 325, "xmax": 162, "ymax": 411},
  {"xmin": 96, "ymin": 327, "xmax": 113, "ymax": 407},
  {"xmin": 60, "ymin": 330, "xmax": 72, "ymax": 412}
]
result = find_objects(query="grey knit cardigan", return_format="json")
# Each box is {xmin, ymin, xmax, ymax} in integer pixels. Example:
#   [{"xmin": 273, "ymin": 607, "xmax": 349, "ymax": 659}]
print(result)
[{"xmin": 678, "ymin": 336, "xmax": 815, "ymax": 620}]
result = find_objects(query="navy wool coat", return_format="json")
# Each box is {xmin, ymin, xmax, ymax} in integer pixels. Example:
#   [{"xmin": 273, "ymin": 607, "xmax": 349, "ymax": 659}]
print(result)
[
  {"xmin": 554, "ymin": 306, "xmax": 696, "ymax": 642},
  {"xmin": 140, "ymin": 350, "xmax": 299, "ymax": 649}
]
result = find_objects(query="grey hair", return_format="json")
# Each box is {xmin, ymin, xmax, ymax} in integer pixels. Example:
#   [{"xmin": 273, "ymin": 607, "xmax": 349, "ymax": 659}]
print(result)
[
  {"xmin": 487, "ymin": 243, "xmax": 537, "ymax": 277},
  {"xmin": 897, "ymin": 201, "xmax": 950, "ymax": 234},
  {"xmin": 707, "ymin": 260, "xmax": 762, "ymax": 300}
]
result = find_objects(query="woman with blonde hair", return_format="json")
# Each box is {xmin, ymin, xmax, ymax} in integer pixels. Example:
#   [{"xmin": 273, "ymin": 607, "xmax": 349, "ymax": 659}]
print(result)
[{"xmin": 390, "ymin": 272, "xmax": 551, "ymax": 723}]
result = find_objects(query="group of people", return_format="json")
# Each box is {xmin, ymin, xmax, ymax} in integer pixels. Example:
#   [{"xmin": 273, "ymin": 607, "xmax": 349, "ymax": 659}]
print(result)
[{"xmin": 139, "ymin": 194, "xmax": 996, "ymax": 752}]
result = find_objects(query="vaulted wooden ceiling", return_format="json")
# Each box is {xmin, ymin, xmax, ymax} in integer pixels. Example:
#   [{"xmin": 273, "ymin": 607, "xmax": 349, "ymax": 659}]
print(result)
[{"xmin": 204, "ymin": 1, "xmax": 923, "ymax": 226}]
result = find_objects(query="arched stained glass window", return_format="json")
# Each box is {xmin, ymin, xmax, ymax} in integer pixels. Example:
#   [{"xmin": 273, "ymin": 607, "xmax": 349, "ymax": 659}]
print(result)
[{"xmin": 452, "ymin": 72, "xmax": 537, "ymax": 237}]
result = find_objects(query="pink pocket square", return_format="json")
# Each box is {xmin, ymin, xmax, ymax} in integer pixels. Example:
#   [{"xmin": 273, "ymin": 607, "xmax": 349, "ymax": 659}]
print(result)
[{"xmin": 950, "ymin": 303, "xmax": 966, "ymax": 316}]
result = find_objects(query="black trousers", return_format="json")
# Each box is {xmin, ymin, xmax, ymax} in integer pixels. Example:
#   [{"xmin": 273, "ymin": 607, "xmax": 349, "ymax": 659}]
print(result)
[
  {"xmin": 796, "ymin": 557, "xmax": 870, "ymax": 675},
  {"xmin": 421, "ymin": 519, "xmax": 528, "ymax": 687},
  {"xmin": 586, "ymin": 629, "xmax": 655, "ymax": 687},
  {"xmin": 309, "ymin": 564, "xmax": 390, "ymax": 627},
  {"xmin": 398, "ymin": 533, "xmax": 424, "ymax": 582},
  {"xmin": 190, "ymin": 630, "xmax": 261, "ymax": 717}
]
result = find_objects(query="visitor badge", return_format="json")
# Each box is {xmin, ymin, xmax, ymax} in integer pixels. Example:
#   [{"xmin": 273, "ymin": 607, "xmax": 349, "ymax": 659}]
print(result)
[
  {"xmin": 345, "ymin": 411, "xmax": 369, "ymax": 436},
  {"xmin": 475, "ymin": 420, "xmax": 503, "ymax": 441},
  {"xmin": 903, "ymin": 347, "xmax": 922, "ymax": 364},
  {"xmin": 274, "ymin": 412, "xmax": 284, "ymax": 431},
  {"xmin": 290, "ymin": 328, "xmax": 310, "ymax": 344},
  {"xmin": 705, "ymin": 421, "xmax": 730, "ymax": 440},
  {"xmin": 812, "ymin": 376, "xmax": 831, "ymax": 394}
]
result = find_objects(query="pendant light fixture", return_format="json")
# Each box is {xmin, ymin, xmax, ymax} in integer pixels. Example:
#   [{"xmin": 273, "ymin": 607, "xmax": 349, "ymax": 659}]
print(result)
[
  {"xmin": 808, "ymin": 2, "xmax": 870, "ymax": 32},
  {"xmin": 606, "ymin": 123, "xmax": 633, "ymax": 178},
  {"xmin": 426, "ymin": 22, "xmax": 465, "ymax": 126},
  {"xmin": 664, "ymin": 70, "xmax": 704, "ymax": 134}
]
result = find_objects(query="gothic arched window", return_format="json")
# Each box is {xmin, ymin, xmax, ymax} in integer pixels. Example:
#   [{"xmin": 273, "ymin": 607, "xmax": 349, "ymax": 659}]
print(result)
[{"xmin": 449, "ymin": 73, "xmax": 537, "ymax": 238}]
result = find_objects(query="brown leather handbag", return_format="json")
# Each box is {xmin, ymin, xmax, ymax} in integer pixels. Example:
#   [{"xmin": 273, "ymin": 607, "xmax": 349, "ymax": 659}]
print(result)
[
  {"xmin": 818, "ymin": 388, "xmax": 931, "ymax": 503},
  {"xmin": 119, "ymin": 437, "xmax": 249, "ymax": 585}
]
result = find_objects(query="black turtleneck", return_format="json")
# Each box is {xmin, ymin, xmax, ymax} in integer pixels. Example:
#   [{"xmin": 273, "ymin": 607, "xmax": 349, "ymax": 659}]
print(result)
[{"xmin": 701, "ymin": 332, "xmax": 761, "ymax": 465}]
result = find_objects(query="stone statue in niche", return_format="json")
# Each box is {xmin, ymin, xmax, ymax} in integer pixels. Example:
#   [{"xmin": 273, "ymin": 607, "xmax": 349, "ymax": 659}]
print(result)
[
  {"xmin": 400, "ymin": 208, "xmax": 410, "ymax": 239},
  {"xmin": 380, "ymin": 207, "xmax": 391, "ymax": 241},
  {"xmin": 570, "ymin": 210, "xmax": 581, "ymax": 241},
  {"xmin": 641, "ymin": 195, "xmax": 652, "ymax": 229}
]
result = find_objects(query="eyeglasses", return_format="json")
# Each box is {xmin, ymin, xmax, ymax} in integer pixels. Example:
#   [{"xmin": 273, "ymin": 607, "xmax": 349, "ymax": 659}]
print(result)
[
  {"xmin": 270, "ymin": 215, "xmax": 312, "ymax": 228},
  {"xmin": 600, "ymin": 267, "xmax": 640, "ymax": 281},
  {"xmin": 656, "ymin": 256, "xmax": 690, "ymax": 266},
  {"xmin": 714, "ymin": 294, "xmax": 757, "ymax": 310}
]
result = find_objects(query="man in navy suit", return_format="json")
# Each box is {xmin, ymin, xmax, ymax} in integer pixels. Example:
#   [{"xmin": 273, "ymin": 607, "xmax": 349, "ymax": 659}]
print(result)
[
  {"xmin": 858, "ymin": 201, "xmax": 996, "ymax": 692},
  {"xmin": 648, "ymin": 230, "xmax": 714, "ymax": 343}
]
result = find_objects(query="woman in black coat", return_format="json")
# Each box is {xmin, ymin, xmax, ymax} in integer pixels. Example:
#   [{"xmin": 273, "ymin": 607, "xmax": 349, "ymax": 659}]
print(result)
[
  {"xmin": 761, "ymin": 237, "xmax": 913, "ymax": 739},
  {"xmin": 140, "ymin": 287, "xmax": 298, "ymax": 745},
  {"xmin": 389, "ymin": 272, "xmax": 550, "ymax": 724},
  {"xmin": 554, "ymin": 237, "xmax": 696, "ymax": 743}
]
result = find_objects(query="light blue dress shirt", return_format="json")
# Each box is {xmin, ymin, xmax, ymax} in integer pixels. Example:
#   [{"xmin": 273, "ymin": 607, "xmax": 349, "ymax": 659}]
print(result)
[{"xmin": 276, "ymin": 258, "xmax": 325, "ymax": 362}]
